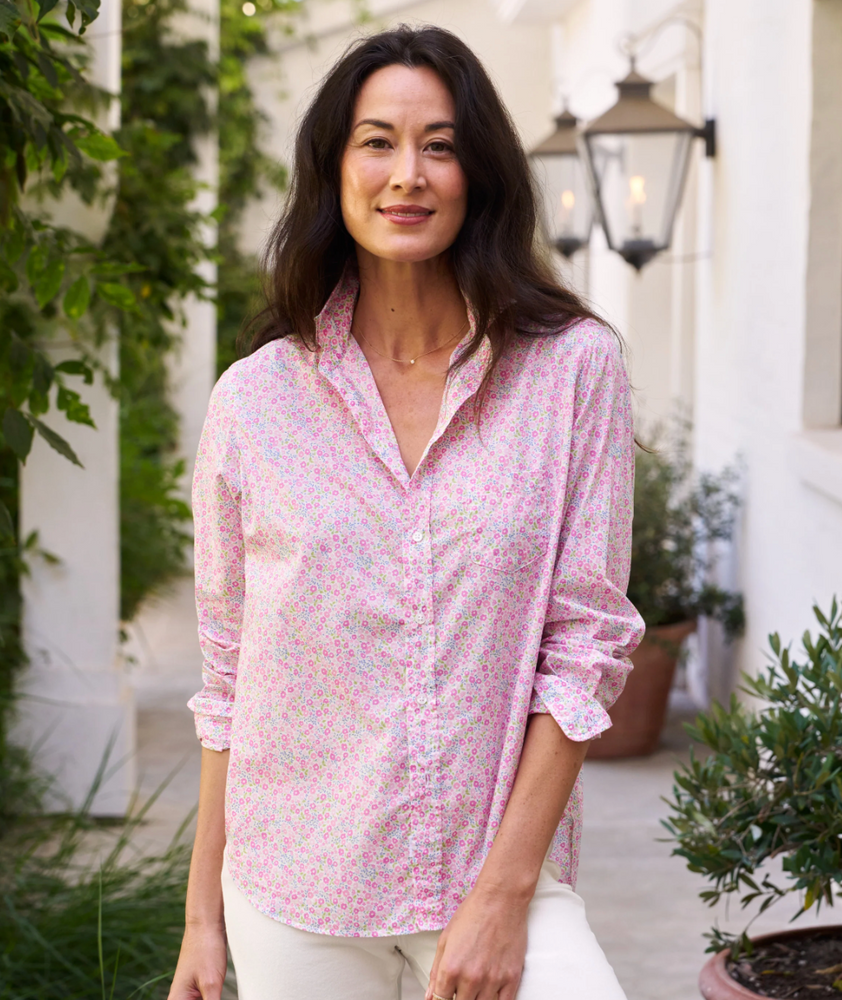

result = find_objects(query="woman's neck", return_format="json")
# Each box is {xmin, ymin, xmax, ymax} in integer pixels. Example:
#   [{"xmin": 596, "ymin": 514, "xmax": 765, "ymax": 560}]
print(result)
[{"xmin": 352, "ymin": 250, "xmax": 469, "ymax": 361}]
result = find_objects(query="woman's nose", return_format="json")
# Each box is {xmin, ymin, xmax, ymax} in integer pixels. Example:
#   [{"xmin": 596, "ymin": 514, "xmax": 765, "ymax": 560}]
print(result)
[{"xmin": 389, "ymin": 146, "xmax": 425, "ymax": 192}]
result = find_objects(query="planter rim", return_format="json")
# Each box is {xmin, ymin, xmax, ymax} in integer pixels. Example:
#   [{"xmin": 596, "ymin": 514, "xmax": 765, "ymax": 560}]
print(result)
[{"xmin": 700, "ymin": 924, "xmax": 842, "ymax": 999}]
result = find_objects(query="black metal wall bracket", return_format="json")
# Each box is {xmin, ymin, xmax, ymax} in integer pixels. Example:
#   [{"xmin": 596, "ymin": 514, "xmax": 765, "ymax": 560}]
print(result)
[{"xmin": 695, "ymin": 118, "xmax": 717, "ymax": 158}]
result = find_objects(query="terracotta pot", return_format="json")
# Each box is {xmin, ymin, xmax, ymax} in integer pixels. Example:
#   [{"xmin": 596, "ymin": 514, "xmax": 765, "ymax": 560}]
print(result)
[
  {"xmin": 587, "ymin": 619, "xmax": 696, "ymax": 759},
  {"xmin": 698, "ymin": 925, "xmax": 842, "ymax": 999}
]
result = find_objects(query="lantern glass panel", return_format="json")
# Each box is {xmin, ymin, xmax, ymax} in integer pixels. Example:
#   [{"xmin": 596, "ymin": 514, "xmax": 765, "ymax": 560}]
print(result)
[
  {"xmin": 531, "ymin": 151, "xmax": 591, "ymax": 257},
  {"xmin": 585, "ymin": 130, "xmax": 692, "ymax": 262}
]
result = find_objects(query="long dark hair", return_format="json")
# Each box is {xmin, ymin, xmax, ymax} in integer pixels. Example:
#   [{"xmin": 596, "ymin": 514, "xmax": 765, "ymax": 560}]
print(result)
[{"xmin": 249, "ymin": 24, "xmax": 607, "ymax": 383}]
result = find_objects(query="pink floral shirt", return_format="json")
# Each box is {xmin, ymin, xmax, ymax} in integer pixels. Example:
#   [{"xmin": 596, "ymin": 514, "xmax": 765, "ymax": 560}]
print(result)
[{"xmin": 188, "ymin": 271, "xmax": 644, "ymax": 937}]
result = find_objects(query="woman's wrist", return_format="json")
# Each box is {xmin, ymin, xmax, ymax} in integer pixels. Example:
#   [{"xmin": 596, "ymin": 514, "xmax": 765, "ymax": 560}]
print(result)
[
  {"xmin": 185, "ymin": 909, "xmax": 226, "ymax": 932},
  {"xmin": 472, "ymin": 857, "xmax": 541, "ymax": 907}
]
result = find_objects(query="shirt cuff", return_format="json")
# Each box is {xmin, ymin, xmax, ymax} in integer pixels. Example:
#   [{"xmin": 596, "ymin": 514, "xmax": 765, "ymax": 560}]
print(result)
[
  {"xmin": 187, "ymin": 695, "xmax": 233, "ymax": 751},
  {"xmin": 528, "ymin": 673, "xmax": 613, "ymax": 742}
]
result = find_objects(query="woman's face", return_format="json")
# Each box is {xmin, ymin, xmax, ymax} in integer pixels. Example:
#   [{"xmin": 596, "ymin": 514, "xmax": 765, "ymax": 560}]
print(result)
[{"xmin": 340, "ymin": 65, "xmax": 468, "ymax": 265}]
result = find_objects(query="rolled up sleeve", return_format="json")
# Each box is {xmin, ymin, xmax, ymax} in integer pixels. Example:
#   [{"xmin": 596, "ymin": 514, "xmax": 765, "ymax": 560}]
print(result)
[
  {"xmin": 529, "ymin": 334, "xmax": 645, "ymax": 741},
  {"xmin": 186, "ymin": 376, "xmax": 245, "ymax": 751}
]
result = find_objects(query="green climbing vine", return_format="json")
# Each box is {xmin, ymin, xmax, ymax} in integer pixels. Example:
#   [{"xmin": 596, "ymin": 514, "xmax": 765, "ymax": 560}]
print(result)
[
  {"xmin": 0, "ymin": 0, "xmax": 138, "ymax": 778},
  {"xmin": 0, "ymin": 0, "xmax": 297, "ymax": 783},
  {"xmin": 114, "ymin": 0, "xmax": 295, "ymax": 618}
]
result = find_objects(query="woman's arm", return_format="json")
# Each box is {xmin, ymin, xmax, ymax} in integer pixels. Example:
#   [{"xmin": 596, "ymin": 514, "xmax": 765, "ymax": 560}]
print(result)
[
  {"xmin": 473, "ymin": 714, "xmax": 588, "ymax": 898},
  {"xmin": 426, "ymin": 716, "xmax": 588, "ymax": 1000},
  {"xmin": 168, "ymin": 747, "xmax": 230, "ymax": 1000},
  {"xmin": 428, "ymin": 334, "xmax": 643, "ymax": 1000}
]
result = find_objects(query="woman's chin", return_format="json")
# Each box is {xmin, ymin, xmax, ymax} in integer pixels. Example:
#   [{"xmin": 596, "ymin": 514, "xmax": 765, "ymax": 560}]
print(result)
[{"xmin": 356, "ymin": 240, "xmax": 454, "ymax": 267}]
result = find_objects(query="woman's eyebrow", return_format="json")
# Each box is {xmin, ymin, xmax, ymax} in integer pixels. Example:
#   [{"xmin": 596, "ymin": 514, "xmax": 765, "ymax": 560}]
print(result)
[
  {"xmin": 352, "ymin": 119, "xmax": 456, "ymax": 131},
  {"xmin": 354, "ymin": 118, "xmax": 393, "ymax": 130}
]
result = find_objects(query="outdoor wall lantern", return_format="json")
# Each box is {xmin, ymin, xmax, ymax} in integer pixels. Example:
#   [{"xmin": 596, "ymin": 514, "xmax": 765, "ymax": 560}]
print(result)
[
  {"xmin": 581, "ymin": 61, "xmax": 716, "ymax": 270},
  {"xmin": 528, "ymin": 109, "xmax": 592, "ymax": 260}
]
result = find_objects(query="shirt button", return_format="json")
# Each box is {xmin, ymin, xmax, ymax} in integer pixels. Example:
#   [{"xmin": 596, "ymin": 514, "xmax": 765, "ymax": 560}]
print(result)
[
  {"xmin": 417, "ymin": 695, "xmax": 428, "ymax": 707},
  {"xmin": 415, "ymin": 611, "xmax": 425, "ymax": 623},
  {"xmin": 412, "ymin": 529, "xmax": 423, "ymax": 542}
]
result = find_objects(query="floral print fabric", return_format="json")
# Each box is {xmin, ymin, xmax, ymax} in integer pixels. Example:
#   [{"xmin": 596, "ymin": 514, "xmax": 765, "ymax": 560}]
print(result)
[{"xmin": 188, "ymin": 271, "xmax": 644, "ymax": 936}]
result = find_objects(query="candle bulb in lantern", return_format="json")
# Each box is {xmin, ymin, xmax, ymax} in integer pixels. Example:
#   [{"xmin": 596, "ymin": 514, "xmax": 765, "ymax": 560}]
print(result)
[
  {"xmin": 559, "ymin": 189, "xmax": 576, "ymax": 234},
  {"xmin": 627, "ymin": 174, "xmax": 647, "ymax": 237}
]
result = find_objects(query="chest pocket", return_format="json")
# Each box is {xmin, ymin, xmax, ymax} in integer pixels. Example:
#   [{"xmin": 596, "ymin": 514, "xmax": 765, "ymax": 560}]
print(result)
[{"xmin": 435, "ymin": 474, "xmax": 552, "ymax": 574}]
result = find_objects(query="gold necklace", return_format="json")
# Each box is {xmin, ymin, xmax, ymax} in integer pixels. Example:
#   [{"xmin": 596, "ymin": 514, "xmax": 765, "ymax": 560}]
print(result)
[{"xmin": 354, "ymin": 320, "xmax": 469, "ymax": 366}]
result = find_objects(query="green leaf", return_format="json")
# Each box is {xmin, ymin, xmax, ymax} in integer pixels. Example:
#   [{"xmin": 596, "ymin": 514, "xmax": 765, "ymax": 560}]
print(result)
[
  {"xmin": 36, "ymin": 0, "xmax": 61, "ymax": 20},
  {"xmin": 52, "ymin": 147, "xmax": 69, "ymax": 183},
  {"xmin": 27, "ymin": 415, "xmax": 83, "ymax": 467},
  {"xmin": 54, "ymin": 359, "xmax": 93, "ymax": 384},
  {"xmin": 74, "ymin": 132, "xmax": 125, "ymax": 162},
  {"xmin": 96, "ymin": 281, "xmax": 138, "ymax": 312},
  {"xmin": 9, "ymin": 336, "xmax": 31, "ymax": 374},
  {"xmin": 0, "ymin": 500, "xmax": 13, "ymax": 540},
  {"xmin": 3, "ymin": 407, "xmax": 35, "ymax": 462},
  {"xmin": 63, "ymin": 276, "xmax": 91, "ymax": 319},
  {"xmin": 0, "ymin": 258, "xmax": 18, "ymax": 293},
  {"xmin": 34, "ymin": 258, "xmax": 65, "ymax": 308},
  {"xmin": 75, "ymin": 0, "xmax": 100, "ymax": 34},
  {"xmin": 28, "ymin": 388, "xmax": 49, "ymax": 417},
  {"xmin": 36, "ymin": 53, "xmax": 58, "ymax": 91},
  {"xmin": 57, "ymin": 386, "xmax": 95, "ymax": 427},
  {"xmin": 26, "ymin": 244, "xmax": 47, "ymax": 287},
  {"xmin": 0, "ymin": 0, "xmax": 21, "ymax": 39},
  {"xmin": 90, "ymin": 261, "xmax": 147, "ymax": 277},
  {"xmin": 4, "ymin": 223, "xmax": 26, "ymax": 265},
  {"xmin": 32, "ymin": 352, "xmax": 53, "ymax": 395}
]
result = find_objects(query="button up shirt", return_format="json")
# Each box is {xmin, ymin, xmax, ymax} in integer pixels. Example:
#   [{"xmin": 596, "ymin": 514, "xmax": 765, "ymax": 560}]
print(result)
[{"xmin": 188, "ymin": 271, "xmax": 644, "ymax": 937}]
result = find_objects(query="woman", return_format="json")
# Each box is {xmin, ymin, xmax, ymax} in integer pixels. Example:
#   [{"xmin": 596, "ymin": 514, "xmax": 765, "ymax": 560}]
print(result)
[{"xmin": 170, "ymin": 25, "xmax": 644, "ymax": 1000}]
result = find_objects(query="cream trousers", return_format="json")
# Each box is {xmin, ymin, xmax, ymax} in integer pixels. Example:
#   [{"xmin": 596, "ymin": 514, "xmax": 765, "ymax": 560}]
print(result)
[{"xmin": 221, "ymin": 857, "xmax": 627, "ymax": 1000}]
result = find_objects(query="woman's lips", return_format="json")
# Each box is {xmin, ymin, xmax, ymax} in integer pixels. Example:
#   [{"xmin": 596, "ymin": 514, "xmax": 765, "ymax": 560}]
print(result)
[{"xmin": 378, "ymin": 207, "xmax": 434, "ymax": 226}]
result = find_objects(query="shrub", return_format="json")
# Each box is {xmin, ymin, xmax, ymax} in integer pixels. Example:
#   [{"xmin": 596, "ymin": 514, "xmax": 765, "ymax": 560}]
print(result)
[
  {"xmin": 663, "ymin": 599, "xmax": 842, "ymax": 955},
  {"xmin": 630, "ymin": 430, "xmax": 744, "ymax": 636},
  {"xmin": 0, "ymin": 762, "xmax": 203, "ymax": 1000}
]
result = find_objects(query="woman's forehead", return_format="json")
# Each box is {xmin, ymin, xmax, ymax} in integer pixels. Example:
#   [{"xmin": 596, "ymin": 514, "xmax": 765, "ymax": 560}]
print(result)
[{"xmin": 353, "ymin": 65, "xmax": 455, "ymax": 124}]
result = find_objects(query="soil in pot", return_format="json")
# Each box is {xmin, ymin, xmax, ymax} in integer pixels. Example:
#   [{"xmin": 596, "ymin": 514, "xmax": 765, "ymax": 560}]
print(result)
[{"xmin": 728, "ymin": 931, "xmax": 842, "ymax": 998}]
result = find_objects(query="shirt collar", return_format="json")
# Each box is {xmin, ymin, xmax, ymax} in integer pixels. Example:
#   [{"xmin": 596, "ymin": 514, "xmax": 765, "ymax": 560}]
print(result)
[{"xmin": 314, "ymin": 265, "xmax": 492, "ymax": 398}]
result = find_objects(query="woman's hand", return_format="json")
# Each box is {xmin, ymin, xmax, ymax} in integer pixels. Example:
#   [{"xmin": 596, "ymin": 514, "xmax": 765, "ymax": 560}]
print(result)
[
  {"xmin": 167, "ymin": 922, "xmax": 229, "ymax": 1000},
  {"xmin": 426, "ymin": 880, "xmax": 530, "ymax": 1000},
  {"xmin": 426, "ymin": 716, "xmax": 590, "ymax": 1000}
]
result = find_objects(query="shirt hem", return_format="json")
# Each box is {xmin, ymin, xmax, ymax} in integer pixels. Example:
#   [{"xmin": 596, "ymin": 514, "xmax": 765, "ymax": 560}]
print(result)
[{"xmin": 225, "ymin": 859, "xmax": 449, "ymax": 938}]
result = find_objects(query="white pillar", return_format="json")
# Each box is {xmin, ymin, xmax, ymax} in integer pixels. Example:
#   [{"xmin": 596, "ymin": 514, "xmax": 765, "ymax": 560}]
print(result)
[
  {"xmin": 14, "ymin": 2, "xmax": 133, "ymax": 816},
  {"xmin": 170, "ymin": 0, "xmax": 220, "ymax": 489}
]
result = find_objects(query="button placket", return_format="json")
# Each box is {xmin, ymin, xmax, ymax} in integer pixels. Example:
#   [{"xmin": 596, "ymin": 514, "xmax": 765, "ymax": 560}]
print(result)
[{"xmin": 404, "ymin": 478, "xmax": 442, "ymax": 913}]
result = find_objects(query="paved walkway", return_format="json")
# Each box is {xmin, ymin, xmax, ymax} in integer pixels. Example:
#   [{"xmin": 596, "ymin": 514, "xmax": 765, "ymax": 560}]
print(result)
[{"xmin": 129, "ymin": 584, "xmax": 832, "ymax": 1000}]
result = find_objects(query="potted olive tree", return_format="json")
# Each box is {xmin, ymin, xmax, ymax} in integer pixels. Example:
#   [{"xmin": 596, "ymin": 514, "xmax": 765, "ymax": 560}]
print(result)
[
  {"xmin": 664, "ymin": 600, "xmax": 842, "ymax": 999},
  {"xmin": 589, "ymin": 436, "xmax": 745, "ymax": 759}
]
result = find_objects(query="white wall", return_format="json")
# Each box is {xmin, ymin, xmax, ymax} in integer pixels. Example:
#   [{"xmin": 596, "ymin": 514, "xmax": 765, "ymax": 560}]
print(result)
[
  {"xmin": 694, "ymin": 0, "xmax": 842, "ymax": 683},
  {"xmin": 519, "ymin": 0, "xmax": 842, "ymax": 694},
  {"xmin": 546, "ymin": 0, "xmax": 703, "ymax": 432}
]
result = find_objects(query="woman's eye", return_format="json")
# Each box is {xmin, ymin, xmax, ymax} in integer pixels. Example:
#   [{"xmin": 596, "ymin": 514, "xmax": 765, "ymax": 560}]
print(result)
[
  {"xmin": 427, "ymin": 141, "xmax": 453, "ymax": 153},
  {"xmin": 365, "ymin": 138, "xmax": 390, "ymax": 149}
]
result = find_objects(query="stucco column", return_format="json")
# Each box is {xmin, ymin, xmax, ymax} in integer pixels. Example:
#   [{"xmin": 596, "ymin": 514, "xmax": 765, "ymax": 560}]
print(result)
[
  {"xmin": 170, "ymin": 0, "xmax": 220, "ymax": 490},
  {"xmin": 15, "ymin": 1, "xmax": 133, "ymax": 815}
]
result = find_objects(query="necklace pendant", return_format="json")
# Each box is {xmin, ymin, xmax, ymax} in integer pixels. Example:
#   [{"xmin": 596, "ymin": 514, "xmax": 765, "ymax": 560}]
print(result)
[{"xmin": 410, "ymin": 359, "xmax": 415, "ymax": 365}]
